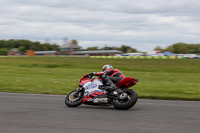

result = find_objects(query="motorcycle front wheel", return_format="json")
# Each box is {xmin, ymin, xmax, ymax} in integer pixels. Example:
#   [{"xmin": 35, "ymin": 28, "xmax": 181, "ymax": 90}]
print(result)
[
  {"xmin": 65, "ymin": 90, "xmax": 84, "ymax": 107},
  {"xmin": 112, "ymin": 89, "xmax": 138, "ymax": 110}
]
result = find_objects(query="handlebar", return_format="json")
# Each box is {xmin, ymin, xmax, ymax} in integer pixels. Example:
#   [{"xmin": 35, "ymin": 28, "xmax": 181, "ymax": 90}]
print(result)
[{"xmin": 83, "ymin": 74, "xmax": 95, "ymax": 79}]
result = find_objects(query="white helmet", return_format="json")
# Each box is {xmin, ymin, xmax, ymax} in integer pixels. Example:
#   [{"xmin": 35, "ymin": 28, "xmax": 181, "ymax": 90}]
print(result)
[{"xmin": 102, "ymin": 64, "xmax": 113, "ymax": 71}]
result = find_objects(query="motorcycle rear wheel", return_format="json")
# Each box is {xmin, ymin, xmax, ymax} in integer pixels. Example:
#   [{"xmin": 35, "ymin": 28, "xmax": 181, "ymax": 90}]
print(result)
[
  {"xmin": 112, "ymin": 89, "xmax": 138, "ymax": 110},
  {"xmin": 65, "ymin": 90, "xmax": 84, "ymax": 107}
]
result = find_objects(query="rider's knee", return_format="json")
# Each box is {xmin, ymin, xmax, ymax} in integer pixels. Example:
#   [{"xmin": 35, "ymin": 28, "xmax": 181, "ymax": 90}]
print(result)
[{"xmin": 102, "ymin": 74, "xmax": 106, "ymax": 80}]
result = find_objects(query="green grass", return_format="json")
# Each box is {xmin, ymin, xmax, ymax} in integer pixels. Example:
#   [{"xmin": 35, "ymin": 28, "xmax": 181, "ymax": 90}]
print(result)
[{"xmin": 0, "ymin": 56, "xmax": 200, "ymax": 100}]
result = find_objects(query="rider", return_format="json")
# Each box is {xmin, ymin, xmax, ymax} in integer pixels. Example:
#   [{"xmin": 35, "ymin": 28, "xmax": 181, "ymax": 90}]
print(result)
[{"xmin": 90, "ymin": 64, "xmax": 125, "ymax": 91}]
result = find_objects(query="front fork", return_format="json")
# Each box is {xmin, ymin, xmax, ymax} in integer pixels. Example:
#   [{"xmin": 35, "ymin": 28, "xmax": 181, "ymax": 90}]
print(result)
[{"xmin": 75, "ymin": 87, "xmax": 84, "ymax": 97}]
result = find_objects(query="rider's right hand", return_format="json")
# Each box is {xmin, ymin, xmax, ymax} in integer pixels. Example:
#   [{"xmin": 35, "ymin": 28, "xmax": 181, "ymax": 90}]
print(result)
[{"xmin": 89, "ymin": 72, "xmax": 96, "ymax": 76}]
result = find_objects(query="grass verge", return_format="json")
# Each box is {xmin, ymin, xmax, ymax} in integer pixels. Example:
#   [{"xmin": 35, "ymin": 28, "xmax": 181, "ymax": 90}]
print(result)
[{"xmin": 0, "ymin": 57, "xmax": 200, "ymax": 100}]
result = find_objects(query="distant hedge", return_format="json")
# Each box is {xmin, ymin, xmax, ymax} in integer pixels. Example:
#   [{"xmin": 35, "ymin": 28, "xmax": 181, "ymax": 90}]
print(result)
[{"xmin": 0, "ymin": 39, "xmax": 59, "ymax": 53}]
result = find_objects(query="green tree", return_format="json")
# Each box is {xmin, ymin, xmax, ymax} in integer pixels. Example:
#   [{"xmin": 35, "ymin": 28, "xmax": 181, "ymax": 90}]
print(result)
[
  {"xmin": 154, "ymin": 45, "xmax": 163, "ymax": 52},
  {"xmin": 70, "ymin": 40, "xmax": 78, "ymax": 45},
  {"xmin": 87, "ymin": 47, "xmax": 98, "ymax": 51},
  {"xmin": 180, "ymin": 46, "xmax": 189, "ymax": 54},
  {"xmin": 198, "ymin": 47, "xmax": 200, "ymax": 54},
  {"xmin": 96, "ymin": 45, "xmax": 137, "ymax": 53},
  {"xmin": 101, "ymin": 46, "xmax": 113, "ymax": 50},
  {"xmin": 120, "ymin": 45, "xmax": 136, "ymax": 53},
  {"xmin": 0, "ymin": 48, "xmax": 9, "ymax": 55},
  {"xmin": 0, "ymin": 39, "xmax": 59, "ymax": 51},
  {"xmin": 160, "ymin": 42, "xmax": 200, "ymax": 54},
  {"xmin": 18, "ymin": 46, "xmax": 26, "ymax": 53},
  {"xmin": 129, "ymin": 48, "xmax": 137, "ymax": 52}
]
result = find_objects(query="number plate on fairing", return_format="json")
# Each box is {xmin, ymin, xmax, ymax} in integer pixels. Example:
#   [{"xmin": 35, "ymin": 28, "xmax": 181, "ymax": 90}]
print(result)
[{"xmin": 83, "ymin": 80, "xmax": 104, "ymax": 96}]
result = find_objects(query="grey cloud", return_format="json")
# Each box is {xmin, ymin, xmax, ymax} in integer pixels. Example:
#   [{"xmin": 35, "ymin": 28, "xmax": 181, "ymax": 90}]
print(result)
[{"xmin": 0, "ymin": 0, "xmax": 200, "ymax": 51}]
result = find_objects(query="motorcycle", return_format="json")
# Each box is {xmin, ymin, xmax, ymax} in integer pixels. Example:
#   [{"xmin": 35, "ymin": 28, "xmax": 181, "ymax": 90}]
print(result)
[{"xmin": 65, "ymin": 73, "xmax": 139, "ymax": 110}]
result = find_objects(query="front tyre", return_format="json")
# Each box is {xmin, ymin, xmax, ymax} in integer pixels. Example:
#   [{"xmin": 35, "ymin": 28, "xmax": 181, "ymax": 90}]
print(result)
[
  {"xmin": 65, "ymin": 90, "xmax": 84, "ymax": 107},
  {"xmin": 112, "ymin": 89, "xmax": 138, "ymax": 110}
]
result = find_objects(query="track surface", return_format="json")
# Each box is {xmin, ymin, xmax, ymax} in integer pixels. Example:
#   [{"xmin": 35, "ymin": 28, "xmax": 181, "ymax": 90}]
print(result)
[{"xmin": 0, "ymin": 92, "xmax": 199, "ymax": 133}]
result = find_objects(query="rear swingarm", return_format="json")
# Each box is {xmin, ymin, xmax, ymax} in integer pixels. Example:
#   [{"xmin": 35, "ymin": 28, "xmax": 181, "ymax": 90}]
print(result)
[{"xmin": 108, "ymin": 89, "xmax": 127, "ymax": 100}]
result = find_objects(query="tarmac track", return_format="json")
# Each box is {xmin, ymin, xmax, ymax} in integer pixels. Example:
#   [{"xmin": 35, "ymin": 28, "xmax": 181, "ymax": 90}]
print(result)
[{"xmin": 0, "ymin": 92, "xmax": 199, "ymax": 133}]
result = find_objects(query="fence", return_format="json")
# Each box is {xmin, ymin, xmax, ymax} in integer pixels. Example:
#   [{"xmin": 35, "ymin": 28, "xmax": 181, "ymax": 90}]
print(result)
[{"xmin": 90, "ymin": 56, "xmax": 187, "ymax": 59}]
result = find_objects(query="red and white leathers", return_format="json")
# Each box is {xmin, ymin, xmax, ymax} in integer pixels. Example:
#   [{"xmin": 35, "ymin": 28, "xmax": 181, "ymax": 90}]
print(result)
[
  {"xmin": 95, "ymin": 69, "xmax": 125, "ymax": 85},
  {"xmin": 96, "ymin": 69, "xmax": 124, "ymax": 77}
]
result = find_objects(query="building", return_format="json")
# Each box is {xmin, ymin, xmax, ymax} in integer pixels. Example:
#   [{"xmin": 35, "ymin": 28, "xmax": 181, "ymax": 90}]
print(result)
[
  {"xmin": 35, "ymin": 51, "xmax": 58, "ymax": 56},
  {"xmin": 59, "ymin": 43, "xmax": 81, "ymax": 55},
  {"xmin": 26, "ymin": 50, "xmax": 58, "ymax": 56},
  {"xmin": 26, "ymin": 50, "xmax": 35, "ymax": 56},
  {"xmin": 7, "ymin": 48, "xmax": 20, "ymax": 56},
  {"xmin": 72, "ymin": 50, "xmax": 123, "ymax": 56}
]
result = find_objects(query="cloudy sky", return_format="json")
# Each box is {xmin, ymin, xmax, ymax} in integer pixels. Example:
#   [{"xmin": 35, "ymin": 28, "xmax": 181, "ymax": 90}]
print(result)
[{"xmin": 0, "ymin": 0, "xmax": 200, "ymax": 51}]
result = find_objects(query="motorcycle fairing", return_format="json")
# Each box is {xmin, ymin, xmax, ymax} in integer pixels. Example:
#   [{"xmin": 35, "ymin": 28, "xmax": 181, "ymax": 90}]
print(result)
[
  {"xmin": 82, "ymin": 80, "xmax": 105, "ymax": 103},
  {"xmin": 116, "ymin": 77, "xmax": 137, "ymax": 88}
]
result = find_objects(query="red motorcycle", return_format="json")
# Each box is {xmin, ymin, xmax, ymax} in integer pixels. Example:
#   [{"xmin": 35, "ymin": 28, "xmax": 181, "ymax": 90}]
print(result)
[{"xmin": 65, "ymin": 74, "xmax": 139, "ymax": 110}]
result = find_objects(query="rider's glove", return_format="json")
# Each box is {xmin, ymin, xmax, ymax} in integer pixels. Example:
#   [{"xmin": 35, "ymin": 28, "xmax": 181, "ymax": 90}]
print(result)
[{"xmin": 89, "ymin": 72, "xmax": 96, "ymax": 76}]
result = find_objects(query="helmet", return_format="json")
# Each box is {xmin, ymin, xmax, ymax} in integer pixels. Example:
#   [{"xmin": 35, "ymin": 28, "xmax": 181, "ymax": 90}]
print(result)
[{"xmin": 102, "ymin": 64, "xmax": 113, "ymax": 71}]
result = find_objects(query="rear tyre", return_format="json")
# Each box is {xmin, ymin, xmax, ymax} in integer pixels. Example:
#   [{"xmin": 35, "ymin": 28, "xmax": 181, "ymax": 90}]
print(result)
[
  {"xmin": 112, "ymin": 89, "xmax": 138, "ymax": 110},
  {"xmin": 65, "ymin": 90, "xmax": 84, "ymax": 107}
]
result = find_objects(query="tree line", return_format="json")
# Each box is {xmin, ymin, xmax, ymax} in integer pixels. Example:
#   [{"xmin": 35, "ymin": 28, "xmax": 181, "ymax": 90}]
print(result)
[
  {"xmin": 155, "ymin": 43, "xmax": 200, "ymax": 54},
  {"xmin": 0, "ymin": 39, "xmax": 59, "ymax": 55},
  {"xmin": 87, "ymin": 45, "xmax": 137, "ymax": 53},
  {"xmin": 1, "ymin": 39, "xmax": 199, "ymax": 55}
]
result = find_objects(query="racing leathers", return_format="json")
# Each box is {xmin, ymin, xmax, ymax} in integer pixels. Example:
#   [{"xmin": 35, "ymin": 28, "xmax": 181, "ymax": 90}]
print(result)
[{"xmin": 94, "ymin": 69, "xmax": 125, "ymax": 90}]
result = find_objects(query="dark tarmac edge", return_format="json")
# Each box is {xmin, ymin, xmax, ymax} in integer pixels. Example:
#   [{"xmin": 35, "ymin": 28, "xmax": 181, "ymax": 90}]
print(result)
[
  {"xmin": 0, "ymin": 92, "xmax": 200, "ymax": 133},
  {"xmin": 1, "ymin": 91, "xmax": 199, "ymax": 101}
]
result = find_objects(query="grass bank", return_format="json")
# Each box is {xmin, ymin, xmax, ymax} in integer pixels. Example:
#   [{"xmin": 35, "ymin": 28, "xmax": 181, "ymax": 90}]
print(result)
[{"xmin": 0, "ymin": 57, "xmax": 200, "ymax": 100}]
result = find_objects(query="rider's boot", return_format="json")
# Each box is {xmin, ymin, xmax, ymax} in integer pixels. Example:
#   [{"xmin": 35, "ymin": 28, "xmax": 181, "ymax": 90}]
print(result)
[
  {"xmin": 105, "ymin": 84, "xmax": 116, "ymax": 91},
  {"xmin": 104, "ymin": 79, "xmax": 116, "ymax": 92}
]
